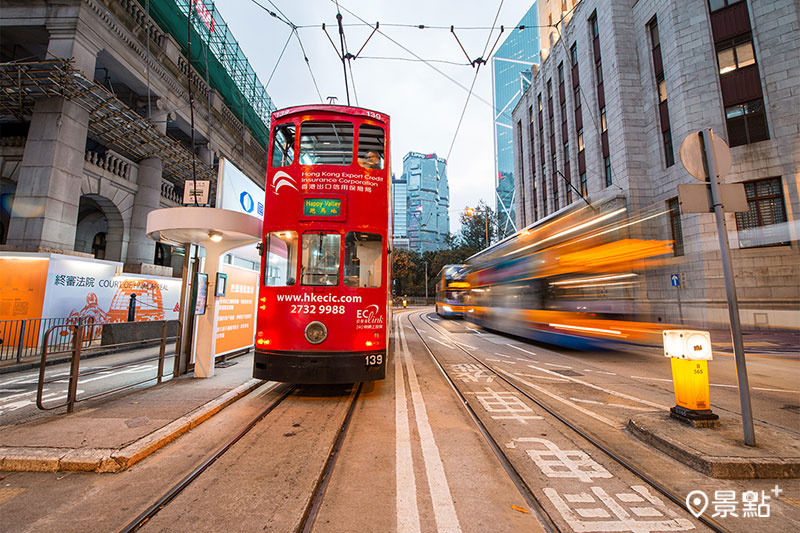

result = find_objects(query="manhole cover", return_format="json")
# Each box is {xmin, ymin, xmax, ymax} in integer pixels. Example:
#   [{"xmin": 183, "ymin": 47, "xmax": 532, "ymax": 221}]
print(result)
[{"xmin": 552, "ymin": 369, "xmax": 583, "ymax": 377}]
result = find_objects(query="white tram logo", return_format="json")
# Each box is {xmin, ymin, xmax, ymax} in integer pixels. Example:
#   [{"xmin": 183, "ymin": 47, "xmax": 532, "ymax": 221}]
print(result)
[
  {"xmin": 356, "ymin": 304, "xmax": 383, "ymax": 330},
  {"xmin": 272, "ymin": 171, "xmax": 298, "ymax": 194}
]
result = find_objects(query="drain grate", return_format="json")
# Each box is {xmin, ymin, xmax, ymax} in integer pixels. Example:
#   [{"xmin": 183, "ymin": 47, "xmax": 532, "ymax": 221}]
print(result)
[{"xmin": 552, "ymin": 369, "xmax": 583, "ymax": 377}]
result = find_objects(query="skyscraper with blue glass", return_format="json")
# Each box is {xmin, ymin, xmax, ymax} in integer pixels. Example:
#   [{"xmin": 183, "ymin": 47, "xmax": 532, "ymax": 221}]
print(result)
[
  {"xmin": 403, "ymin": 152, "xmax": 449, "ymax": 253},
  {"xmin": 492, "ymin": 4, "xmax": 540, "ymax": 239}
]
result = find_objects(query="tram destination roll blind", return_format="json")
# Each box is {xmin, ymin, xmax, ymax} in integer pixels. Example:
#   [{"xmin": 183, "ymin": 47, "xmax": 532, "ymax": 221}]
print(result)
[{"xmin": 303, "ymin": 198, "xmax": 342, "ymax": 217}]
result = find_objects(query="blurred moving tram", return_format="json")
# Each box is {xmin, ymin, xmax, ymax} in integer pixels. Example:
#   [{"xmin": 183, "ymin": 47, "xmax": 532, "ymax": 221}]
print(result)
[
  {"xmin": 463, "ymin": 199, "xmax": 675, "ymax": 350},
  {"xmin": 435, "ymin": 264, "xmax": 469, "ymax": 318}
]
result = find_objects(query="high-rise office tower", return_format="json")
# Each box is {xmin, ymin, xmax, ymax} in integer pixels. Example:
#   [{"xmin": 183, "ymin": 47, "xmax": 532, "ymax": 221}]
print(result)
[
  {"xmin": 392, "ymin": 173, "xmax": 409, "ymax": 250},
  {"xmin": 492, "ymin": 4, "xmax": 540, "ymax": 239},
  {"xmin": 403, "ymin": 152, "xmax": 449, "ymax": 253}
]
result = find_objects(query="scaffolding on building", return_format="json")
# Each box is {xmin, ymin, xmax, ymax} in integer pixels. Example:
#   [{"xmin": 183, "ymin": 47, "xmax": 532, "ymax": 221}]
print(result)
[
  {"xmin": 148, "ymin": 0, "xmax": 277, "ymax": 150},
  {"xmin": 0, "ymin": 59, "xmax": 216, "ymax": 186}
]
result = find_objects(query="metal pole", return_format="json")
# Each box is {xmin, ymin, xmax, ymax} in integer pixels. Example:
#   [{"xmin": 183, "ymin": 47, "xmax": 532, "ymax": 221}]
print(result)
[
  {"xmin": 16, "ymin": 319, "xmax": 26, "ymax": 363},
  {"xmin": 701, "ymin": 128, "xmax": 755, "ymax": 446},
  {"xmin": 187, "ymin": 0, "xmax": 198, "ymax": 205},
  {"xmin": 66, "ymin": 325, "xmax": 83, "ymax": 414},
  {"xmin": 484, "ymin": 210, "xmax": 489, "ymax": 248},
  {"xmin": 424, "ymin": 261, "xmax": 428, "ymax": 301}
]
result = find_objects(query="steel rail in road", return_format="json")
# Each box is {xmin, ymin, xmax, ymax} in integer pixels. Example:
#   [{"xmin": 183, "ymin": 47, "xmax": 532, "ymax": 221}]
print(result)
[
  {"xmin": 405, "ymin": 312, "xmax": 559, "ymax": 533},
  {"xmin": 297, "ymin": 382, "xmax": 364, "ymax": 533},
  {"xmin": 411, "ymin": 310, "xmax": 727, "ymax": 533},
  {"xmin": 120, "ymin": 382, "xmax": 296, "ymax": 533}
]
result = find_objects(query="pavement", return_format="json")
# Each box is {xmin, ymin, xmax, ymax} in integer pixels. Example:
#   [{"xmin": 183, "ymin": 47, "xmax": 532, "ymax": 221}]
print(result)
[
  {"xmin": 1, "ymin": 347, "xmax": 798, "ymax": 480},
  {"xmin": 0, "ymin": 352, "xmax": 262, "ymax": 473}
]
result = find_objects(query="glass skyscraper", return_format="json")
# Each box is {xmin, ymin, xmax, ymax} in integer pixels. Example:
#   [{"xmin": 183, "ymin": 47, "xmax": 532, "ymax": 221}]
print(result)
[
  {"xmin": 492, "ymin": 4, "xmax": 540, "ymax": 239},
  {"xmin": 403, "ymin": 152, "xmax": 449, "ymax": 253},
  {"xmin": 392, "ymin": 173, "xmax": 409, "ymax": 250}
]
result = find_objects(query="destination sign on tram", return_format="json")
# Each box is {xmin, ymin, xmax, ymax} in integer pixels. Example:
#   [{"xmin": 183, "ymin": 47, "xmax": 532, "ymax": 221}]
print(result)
[{"xmin": 303, "ymin": 198, "xmax": 342, "ymax": 217}]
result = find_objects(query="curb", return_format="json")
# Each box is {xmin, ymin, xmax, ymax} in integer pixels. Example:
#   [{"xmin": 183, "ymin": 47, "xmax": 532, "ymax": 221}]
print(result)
[
  {"xmin": 627, "ymin": 415, "xmax": 800, "ymax": 479},
  {"xmin": 0, "ymin": 378, "xmax": 264, "ymax": 473}
]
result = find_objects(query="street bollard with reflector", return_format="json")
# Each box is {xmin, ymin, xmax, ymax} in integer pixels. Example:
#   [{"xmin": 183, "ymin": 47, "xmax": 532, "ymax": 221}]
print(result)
[{"xmin": 663, "ymin": 330, "xmax": 720, "ymax": 427}]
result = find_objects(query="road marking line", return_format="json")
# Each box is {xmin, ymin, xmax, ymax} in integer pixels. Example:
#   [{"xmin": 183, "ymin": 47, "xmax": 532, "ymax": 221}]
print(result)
[
  {"xmin": 513, "ymin": 373, "xmax": 569, "ymax": 382},
  {"xmin": 544, "ymin": 362, "xmax": 573, "ymax": 369},
  {"xmin": 394, "ymin": 315, "xmax": 420, "ymax": 532},
  {"xmin": 569, "ymin": 398, "xmax": 654, "ymax": 412},
  {"xmin": 428, "ymin": 336, "xmax": 455, "ymax": 349},
  {"xmin": 487, "ymin": 358, "xmax": 516, "ymax": 365},
  {"xmin": 452, "ymin": 340, "xmax": 475, "ymax": 350},
  {"xmin": 495, "ymin": 368, "xmax": 619, "ymax": 428},
  {"xmin": 528, "ymin": 365, "xmax": 668, "ymax": 410},
  {"xmin": 631, "ymin": 375, "xmax": 798, "ymax": 393},
  {"xmin": 402, "ymin": 317, "xmax": 461, "ymax": 531},
  {"xmin": 507, "ymin": 344, "xmax": 536, "ymax": 356}
]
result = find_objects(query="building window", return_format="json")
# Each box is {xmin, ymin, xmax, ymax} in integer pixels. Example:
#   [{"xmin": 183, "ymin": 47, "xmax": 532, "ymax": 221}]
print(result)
[
  {"xmin": 570, "ymin": 43, "xmax": 578, "ymax": 66},
  {"xmin": 590, "ymin": 13, "xmax": 598, "ymax": 39},
  {"xmin": 717, "ymin": 38, "xmax": 756, "ymax": 74},
  {"xmin": 663, "ymin": 129, "xmax": 675, "ymax": 167},
  {"xmin": 735, "ymin": 177, "xmax": 789, "ymax": 248},
  {"xmin": 580, "ymin": 172, "xmax": 587, "ymax": 197},
  {"xmin": 667, "ymin": 198, "xmax": 684, "ymax": 256},
  {"xmin": 563, "ymin": 141, "xmax": 570, "ymax": 164},
  {"xmin": 538, "ymin": 94, "xmax": 543, "ymax": 111},
  {"xmin": 604, "ymin": 156, "xmax": 612, "ymax": 187},
  {"xmin": 708, "ymin": 0, "xmax": 743, "ymax": 12},
  {"xmin": 725, "ymin": 99, "xmax": 768, "ymax": 147},
  {"xmin": 577, "ymin": 129, "xmax": 584, "ymax": 151},
  {"xmin": 657, "ymin": 79, "xmax": 667, "ymax": 103},
  {"xmin": 595, "ymin": 62, "xmax": 603, "ymax": 84},
  {"xmin": 558, "ymin": 62, "xmax": 564, "ymax": 85},
  {"xmin": 574, "ymin": 86, "xmax": 581, "ymax": 109},
  {"xmin": 600, "ymin": 107, "xmax": 607, "ymax": 132}
]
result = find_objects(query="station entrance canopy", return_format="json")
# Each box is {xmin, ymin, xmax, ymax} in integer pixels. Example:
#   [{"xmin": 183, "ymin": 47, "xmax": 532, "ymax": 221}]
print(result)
[{"xmin": 0, "ymin": 59, "xmax": 216, "ymax": 186}]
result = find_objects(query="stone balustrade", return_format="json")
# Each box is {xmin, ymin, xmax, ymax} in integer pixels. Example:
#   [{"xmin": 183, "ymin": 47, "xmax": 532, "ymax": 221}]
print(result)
[
  {"xmin": 85, "ymin": 150, "xmax": 136, "ymax": 181},
  {"xmin": 161, "ymin": 179, "xmax": 183, "ymax": 204},
  {"xmin": 116, "ymin": 0, "xmax": 165, "ymax": 47}
]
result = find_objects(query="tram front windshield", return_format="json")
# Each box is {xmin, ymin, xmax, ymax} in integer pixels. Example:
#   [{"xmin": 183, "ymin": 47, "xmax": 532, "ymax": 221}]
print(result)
[{"xmin": 301, "ymin": 233, "xmax": 341, "ymax": 286}]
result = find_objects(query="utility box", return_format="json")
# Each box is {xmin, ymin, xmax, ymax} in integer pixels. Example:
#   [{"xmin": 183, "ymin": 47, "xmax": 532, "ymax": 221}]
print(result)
[{"xmin": 662, "ymin": 330, "xmax": 719, "ymax": 426}]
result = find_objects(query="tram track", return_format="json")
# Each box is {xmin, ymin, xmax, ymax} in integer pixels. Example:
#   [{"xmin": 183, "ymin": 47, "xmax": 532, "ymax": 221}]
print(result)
[
  {"xmin": 120, "ymin": 381, "xmax": 364, "ymax": 533},
  {"xmin": 407, "ymin": 310, "xmax": 727, "ymax": 533}
]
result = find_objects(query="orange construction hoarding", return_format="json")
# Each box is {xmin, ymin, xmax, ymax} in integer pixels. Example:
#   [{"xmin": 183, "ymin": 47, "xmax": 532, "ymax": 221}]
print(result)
[{"xmin": 0, "ymin": 256, "xmax": 49, "ymax": 348}]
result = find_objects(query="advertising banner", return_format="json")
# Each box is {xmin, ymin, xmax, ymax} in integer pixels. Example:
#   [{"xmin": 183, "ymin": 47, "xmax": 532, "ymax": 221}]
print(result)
[
  {"xmin": 214, "ymin": 264, "xmax": 258, "ymax": 356},
  {"xmin": 217, "ymin": 158, "xmax": 265, "ymax": 220},
  {"xmin": 40, "ymin": 255, "xmax": 181, "ymax": 323}
]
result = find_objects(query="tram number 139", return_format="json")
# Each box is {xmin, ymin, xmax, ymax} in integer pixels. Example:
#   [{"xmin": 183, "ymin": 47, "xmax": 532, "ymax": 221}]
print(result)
[{"xmin": 365, "ymin": 354, "xmax": 383, "ymax": 367}]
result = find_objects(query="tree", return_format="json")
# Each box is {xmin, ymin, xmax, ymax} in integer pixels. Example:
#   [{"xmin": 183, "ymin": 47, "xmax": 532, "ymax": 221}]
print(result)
[
  {"xmin": 392, "ymin": 248, "xmax": 422, "ymax": 296},
  {"xmin": 457, "ymin": 200, "xmax": 498, "ymax": 252}
]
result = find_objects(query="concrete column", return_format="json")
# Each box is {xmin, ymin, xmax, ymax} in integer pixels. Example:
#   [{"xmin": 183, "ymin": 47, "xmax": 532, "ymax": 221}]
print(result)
[
  {"xmin": 5, "ymin": 27, "xmax": 98, "ymax": 251},
  {"xmin": 126, "ymin": 157, "xmax": 163, "ymax": 266}
]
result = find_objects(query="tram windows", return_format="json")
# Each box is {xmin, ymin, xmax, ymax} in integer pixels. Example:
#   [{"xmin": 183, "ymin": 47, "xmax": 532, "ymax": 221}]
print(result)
[
  {"xmin": 344, "ymin": 232, "xmax": 383, "ymax": 287},
  {"xmin": 357, "ymin": 125, "xmax": 385, "ymax": 169},
  {"xmin": 271, "ymin": 124, "xmax": 295, "ymax": 167},
  {"xmin": 301, "ymin": 232, "xmax": 341, "ymax": 286},
  {"xmin": 299, "ymin": 122, "xmax": 354, "ymax": 166},
  {"xmin": 264, "ymin": 231, "xmax": 298, "ymax": 286}
]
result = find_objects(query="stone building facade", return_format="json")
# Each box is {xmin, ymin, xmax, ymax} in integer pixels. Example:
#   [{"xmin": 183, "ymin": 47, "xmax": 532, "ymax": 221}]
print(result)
[
  {"xmin": 0, "ymin": 0, "xmax": 271, "ymax": 275},
  {"xmin": 511, "ymin": 0, "xmax": 799, "ymax": 328}
]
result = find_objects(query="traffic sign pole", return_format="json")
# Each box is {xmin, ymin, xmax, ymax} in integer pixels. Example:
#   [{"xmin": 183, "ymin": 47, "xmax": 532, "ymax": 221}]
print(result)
[{"xmin": 700, "ymin": 128, "xmax": 756, "ymax": 446}]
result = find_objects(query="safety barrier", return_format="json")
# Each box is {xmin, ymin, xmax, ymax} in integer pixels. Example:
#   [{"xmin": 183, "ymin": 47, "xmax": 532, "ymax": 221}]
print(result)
[
  {"xmin": 0, "ymin": 317, "xmax": 96, "ymax": 364},
  {"xmin": 36, "ymin": 320, "xmax": 181, "ymax": 414}
]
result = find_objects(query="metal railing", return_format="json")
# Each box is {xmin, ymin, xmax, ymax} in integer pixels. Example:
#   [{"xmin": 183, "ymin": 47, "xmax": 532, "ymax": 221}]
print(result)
[
  {"xmin": 0, "ymin": 317, "xmax": 96, "ymax": 364},
  {"xmin": 36, "ymin": 320, "xmax": 181, "ymax": 414}
]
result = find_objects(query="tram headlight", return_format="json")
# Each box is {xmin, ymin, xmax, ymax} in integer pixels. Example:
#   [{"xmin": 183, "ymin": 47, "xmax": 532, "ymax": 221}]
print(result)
[{"xmin": 304, "ymin": 321, "xmax": 328, "ymax": 344}]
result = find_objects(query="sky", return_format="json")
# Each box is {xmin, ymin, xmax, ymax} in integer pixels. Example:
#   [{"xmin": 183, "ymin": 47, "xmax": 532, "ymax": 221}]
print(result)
[{"xmin": 220, "ymin": 0, "xmax": 537, "ymax": 234}]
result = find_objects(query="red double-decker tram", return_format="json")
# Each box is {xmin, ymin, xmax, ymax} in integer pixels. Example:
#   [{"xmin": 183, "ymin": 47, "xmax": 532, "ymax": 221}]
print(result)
[{"xmin": 254, "ymin": 105, "xmax": 390, "ymax": 383}]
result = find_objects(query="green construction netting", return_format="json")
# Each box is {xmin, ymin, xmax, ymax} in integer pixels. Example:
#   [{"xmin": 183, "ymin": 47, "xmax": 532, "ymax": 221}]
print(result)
[{"xmin": 147, "ymin": 0, "xmax": 277, "ymax": 151}]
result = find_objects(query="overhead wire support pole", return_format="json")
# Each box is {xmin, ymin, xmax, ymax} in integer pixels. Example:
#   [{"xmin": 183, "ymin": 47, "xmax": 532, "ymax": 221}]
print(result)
[
  {"xmin": 336, "ymin": 12, "xmax": 351, "ymax": 106},
  {"xmin": 555, "ymin": 169, "xmax": 594, "ymax": 210}
]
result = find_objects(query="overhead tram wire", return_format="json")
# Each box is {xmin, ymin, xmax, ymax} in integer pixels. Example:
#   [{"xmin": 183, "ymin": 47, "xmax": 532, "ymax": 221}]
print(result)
[
  {"xmin": 332, "ymin": 0, "xmax": 495, "ymax": 109},
  {"xmin": 249, "ymin": 0, "xmax": 324, "ymax": 103},
  {"xmin": 446, "ymin": 0, "xmax": 506, "ymax": 162}
]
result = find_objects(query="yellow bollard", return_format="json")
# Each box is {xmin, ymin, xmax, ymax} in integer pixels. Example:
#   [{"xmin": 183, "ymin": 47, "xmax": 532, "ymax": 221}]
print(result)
[{"xmin": 663, "ymin": 330, "xmax": 720, "ymax": 427}]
